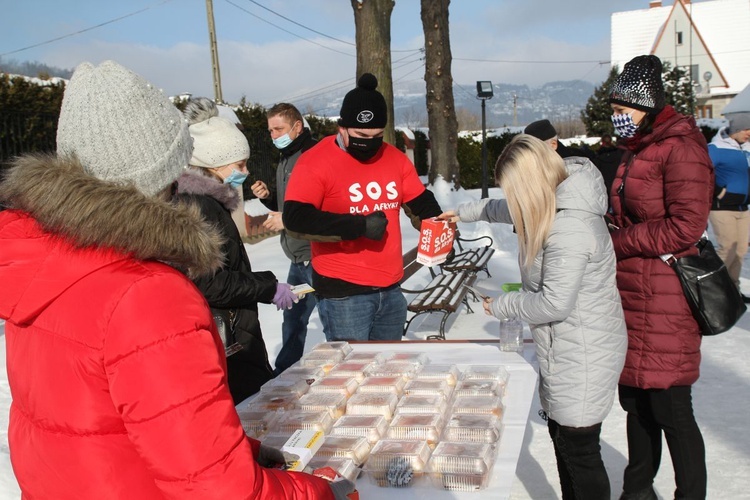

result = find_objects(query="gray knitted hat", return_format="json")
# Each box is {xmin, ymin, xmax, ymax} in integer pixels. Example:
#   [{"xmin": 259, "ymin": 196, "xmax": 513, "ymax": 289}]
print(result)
[
  {"xmin": 56, "ymin": 60, "xmax": 191, "ymax": 197},
  {"xmin": 727, "ymin": 112, "xmax": 750, "ymax": 133},
  {"xmin": 609, "ymin": 55, "xmax": 666, "ymax": 113}
]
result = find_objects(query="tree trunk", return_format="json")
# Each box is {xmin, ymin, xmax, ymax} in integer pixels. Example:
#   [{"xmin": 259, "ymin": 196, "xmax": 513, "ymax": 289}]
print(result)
[
  {"xmin": 420, "ymin": 0, "xmax": 460, "ymax": 186},
  {"xmin": 350, "ymin": 0, "xmax": 396, "ymax": 145}
]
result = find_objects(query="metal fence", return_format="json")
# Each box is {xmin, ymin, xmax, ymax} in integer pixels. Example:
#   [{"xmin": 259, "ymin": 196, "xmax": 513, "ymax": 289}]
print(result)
[{"xmin": 0, "ymin": 112, "xmax": 58, "ymax": 165}]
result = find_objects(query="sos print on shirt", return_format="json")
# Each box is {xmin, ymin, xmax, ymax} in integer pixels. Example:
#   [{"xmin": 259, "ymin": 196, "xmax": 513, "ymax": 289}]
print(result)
[{"xmin": 348, "ymin": 180, "xmax": 401, "ymax": 214}]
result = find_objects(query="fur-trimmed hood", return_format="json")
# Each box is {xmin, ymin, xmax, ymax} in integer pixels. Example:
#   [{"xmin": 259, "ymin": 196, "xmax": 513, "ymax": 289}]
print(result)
[
  {"xmin": 0, "ymin": 154, "xmax": 224, "ymax": 278},
  {"xmin": 176, "ymin": 168, "xmax": 240, "ymax": 212}
]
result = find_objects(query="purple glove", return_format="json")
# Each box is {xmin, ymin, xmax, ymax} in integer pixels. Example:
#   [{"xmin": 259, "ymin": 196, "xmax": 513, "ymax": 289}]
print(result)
[{"xmin": 272, "ymin": 283, "xmax": 298, "ymax": 310}]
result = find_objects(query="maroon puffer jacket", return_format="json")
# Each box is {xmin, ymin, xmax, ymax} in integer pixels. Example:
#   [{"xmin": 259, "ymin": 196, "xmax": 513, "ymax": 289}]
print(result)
[{"xmin": 609, "ymin": 106, "xmax": 714, "ymax": 389}]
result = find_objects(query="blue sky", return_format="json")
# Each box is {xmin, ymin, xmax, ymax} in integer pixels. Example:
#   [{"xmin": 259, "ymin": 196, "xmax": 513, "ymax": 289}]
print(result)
[{"xmin": 1, "ymin": 0, "xmax": 657, "ymax": 106}]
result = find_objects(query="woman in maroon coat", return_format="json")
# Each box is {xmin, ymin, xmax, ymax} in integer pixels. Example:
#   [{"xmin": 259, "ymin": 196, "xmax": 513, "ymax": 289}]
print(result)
[{"xmin": 608, "ymin": 55, "xmax": 714, "ymax": 500}]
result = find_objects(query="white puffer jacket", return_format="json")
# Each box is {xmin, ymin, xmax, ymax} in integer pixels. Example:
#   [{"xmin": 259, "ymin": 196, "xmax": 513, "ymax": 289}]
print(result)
[{"xmin": 457, "ymin": 157, "xmax": 627, "ymax": 427}]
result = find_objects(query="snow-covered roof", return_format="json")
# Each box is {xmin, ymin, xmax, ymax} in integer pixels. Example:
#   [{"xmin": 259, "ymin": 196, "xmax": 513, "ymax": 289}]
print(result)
[
  {"xmin": 612, "ymin": 0, "xmax": 750, "ymax": 95},
  {"xmin": 395, "ymin": 127, "xmax": 416, "ymax": 141}
]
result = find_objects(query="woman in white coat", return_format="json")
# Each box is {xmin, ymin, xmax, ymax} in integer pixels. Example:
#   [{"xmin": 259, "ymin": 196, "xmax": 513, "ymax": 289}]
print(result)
[{"xmin": 442, "ymin": 134, "xmax": 627, "ymax": 500}]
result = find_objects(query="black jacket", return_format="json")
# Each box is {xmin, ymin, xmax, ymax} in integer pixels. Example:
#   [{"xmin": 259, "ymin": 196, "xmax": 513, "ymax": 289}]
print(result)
[{"xmin": 176, "ymin": 169, "xmax": 277, "ymax": 402}]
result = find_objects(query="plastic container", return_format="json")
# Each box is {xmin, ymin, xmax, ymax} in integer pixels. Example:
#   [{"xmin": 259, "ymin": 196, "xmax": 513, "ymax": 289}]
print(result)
[
  {"xmin": 426, "ymin": 441, "xmax": 496, "ymax": 491},
  {"xmin": 364, "ymin": 439, "xmax": 433, "ymax": 488},
  {"xmin": 389, "ymin": 352, "xmax": 429, "ymax": 365},
  {"xmin": 442, "ymin": 413, "xmax": 503, "ymax": 444},
  {"xmin": 269, "ymin": 410, "xmax": 334, "ymax": 435},
  {"xmin": 311, "ymin": 341, "xmax": 353, "ymax": 357},
  {"xmin": 307, "ymin": 456, "xmax": 361, "ymax": 482},
  {"xmin": 454, "ymin": 379, "xmax": 503, "ymax": 398},
  {"xmin": 327, "ymin": 361, "xmax": 375, "ymax": 382},
  {"xmin": 364, "ymin": 361, "xmax": 420, "ymax": 380},
  {"xmin": 346, "ymin": 392, "xmax": 399, "ymax": 421},
  {"xmin": 298, "ymin": 350, "xmax": 346, "ymax": 373},
  {"xmin": 297, "ymin": 392, "xmax": 349, "ymax": 419},
  {"xmin": 314, "ymin": 435, "xmax": 372, "ymax": 465},
  {"xmin": 498, "ymin": 318, "xmax": 524, "ymax": 353},
  {"xmin": 330, "ymin": 415, "xmax": 390, "ymax": 445},
  {"xmin": 387, "ymin": 413, "xmax": 445, "ymax": 446},
  {"xmin": 451, "ymin": 395, "xmax": 504, "ymax": 418},
  {"xmin": 394, "ymin": 394, "xmax": 448, "ymax": 416},
  {"xmin": 461, "ymin": 365, "xmax": 510, "ymax": 385},
  {"xmin": 308, "ymin": 376, "xmax": 359, "ymax": 397},
  {"xmin": 259, "ymin": 378, "xmax": 310, "ymax": 398},
  {"xmin": 344, "ymin": 351, "xmax": 387, "ymax": 365},
  {"xmin": 356, "ymin": 376, "xmax": 407, "ymax": 396},
  {"xmin": 403, "ymin": 379, "xmax": 453, "ymax": 400},
  {"xmin": 244, "ymin": 392, "xmax": 298, "ymax": 412},
  {"xmin": 415, "ymin": 364, "xmax": 461, "ymax": 386},
  {"xmin": 236, "ymin": 409, "xmax": 277, "ymax": 439},
  {"xmin": 277, "ymin": 366, "xmax": 325, "ymax": 385}
]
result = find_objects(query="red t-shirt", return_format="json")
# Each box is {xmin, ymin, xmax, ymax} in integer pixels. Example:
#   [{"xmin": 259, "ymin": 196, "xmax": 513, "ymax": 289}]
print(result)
[{"xmin": 284, "ymin": 136, "xmax": 426, "ymax": 287}]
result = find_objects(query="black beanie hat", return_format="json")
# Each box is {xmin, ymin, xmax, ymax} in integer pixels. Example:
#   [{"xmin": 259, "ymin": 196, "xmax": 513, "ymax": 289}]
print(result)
[
  {"xmin": 524, "ymin": 119, "xmax": 557, "ymax": 141},
  {"xmin": 338, "ymin": 73, "xmax": 387, "ymax": 129},
  {"xmin": 609, "ymin": 55, "xmax": 666, "ymax": 113}
]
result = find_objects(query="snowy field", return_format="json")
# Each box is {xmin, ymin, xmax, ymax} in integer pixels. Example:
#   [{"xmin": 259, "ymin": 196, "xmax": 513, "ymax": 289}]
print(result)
[{"xmin": 1, "ymin": 183, "xmax": 749, "ymax": 499}]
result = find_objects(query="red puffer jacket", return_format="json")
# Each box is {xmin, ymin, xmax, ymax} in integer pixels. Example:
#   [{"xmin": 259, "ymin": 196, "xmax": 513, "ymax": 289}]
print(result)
[
  {"xmin": 610, "ymin": 106, "xmax": 714, "ymax": 389},
  {"xmin": 0, "ymin": 156, "xmax": 334, "ymax": 500}
]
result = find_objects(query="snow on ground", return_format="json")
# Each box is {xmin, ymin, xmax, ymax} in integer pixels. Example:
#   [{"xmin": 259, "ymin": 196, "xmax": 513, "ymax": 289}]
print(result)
[{"xmin": 1, "ymin": 185, "xmax": 749, "ymax": 499}]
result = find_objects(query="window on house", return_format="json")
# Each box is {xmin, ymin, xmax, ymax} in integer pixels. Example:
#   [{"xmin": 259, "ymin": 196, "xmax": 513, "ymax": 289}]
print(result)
[{"xmin": 677, "ymin": 32, "xmax": 683, "ymax": 45}]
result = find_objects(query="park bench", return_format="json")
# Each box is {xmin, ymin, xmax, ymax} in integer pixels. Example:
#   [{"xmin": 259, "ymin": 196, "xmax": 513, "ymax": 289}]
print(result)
[
  {"xmin": 400, "ymin": 267, "xmax": 478, "ymax": 341},
  {"xmin": 440, "ymin": 233, "xmax": 494, "ymax": 278}
]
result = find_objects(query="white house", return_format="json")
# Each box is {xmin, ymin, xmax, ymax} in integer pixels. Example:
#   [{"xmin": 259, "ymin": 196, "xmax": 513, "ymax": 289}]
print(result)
[{"xmin": 612, "ymin": 0, "xmax": 750, "ymax": 119}]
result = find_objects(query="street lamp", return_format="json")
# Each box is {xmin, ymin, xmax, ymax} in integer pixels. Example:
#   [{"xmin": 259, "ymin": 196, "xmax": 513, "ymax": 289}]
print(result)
[{"xmin": 477, "ymin": 81, "xmax": 494, "ymax": 198}]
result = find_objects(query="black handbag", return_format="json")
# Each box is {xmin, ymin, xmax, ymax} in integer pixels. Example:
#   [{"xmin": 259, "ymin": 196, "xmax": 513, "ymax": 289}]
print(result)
[{"xmin": 662, "ymin": 237, "xmax": 746, "ymax": 336}]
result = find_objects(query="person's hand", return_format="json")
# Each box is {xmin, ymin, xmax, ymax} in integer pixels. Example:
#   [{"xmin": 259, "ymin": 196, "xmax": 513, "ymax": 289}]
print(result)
[
  {"xmin": 262, "ymin": 211, "xmax": 284, "ymax": 231},
  {"xmin": 251, "ymin": 180, "xmax": 270, "ymax": 199},
  {"xmin": 482, "ymin": 296, "xmax": 495, "ymax": 316},
  {"xmin": 328, "ymin": 478, "xmax": 357, "ymax": 500},
  {"xmin": 364, "ymin": 211, "xmax": 388, "ymax": 240},
  {"xmin": 257, "ymin": 443, "xmax": 299, "ymax": 468},
  {"xmin": 439, "ymin": 210, "xmax": 460, "ymax": 224},
  {"xmin": 272, "ymin": 283, "xmax": 299, "ymax": 310}
]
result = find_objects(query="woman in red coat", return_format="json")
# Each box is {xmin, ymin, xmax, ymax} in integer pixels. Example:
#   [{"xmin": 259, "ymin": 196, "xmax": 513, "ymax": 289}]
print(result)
[
  {"xmin": 608, "ymin": 55, "xmax": 714, "ymax": 500},
  {"xmin": 0, "ymin": 61, "xmax": 348, "ymax": 500}
]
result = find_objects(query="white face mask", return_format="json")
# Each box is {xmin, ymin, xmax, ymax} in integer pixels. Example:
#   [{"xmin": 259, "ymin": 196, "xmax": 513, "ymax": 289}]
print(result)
[{"xmin": 611, "ymin": 113, "xmax": 639, "ymax": 138}]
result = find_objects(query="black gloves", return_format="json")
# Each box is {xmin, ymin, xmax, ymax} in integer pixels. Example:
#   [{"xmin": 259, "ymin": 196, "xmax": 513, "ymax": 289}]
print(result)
[{"xmin": 364, "ymin": 211, "xmax": 388, "ymax": 240}]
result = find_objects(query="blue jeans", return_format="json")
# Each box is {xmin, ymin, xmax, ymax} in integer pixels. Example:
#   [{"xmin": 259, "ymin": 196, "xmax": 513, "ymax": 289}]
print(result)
[
  {"xmin": 317, "ymin": 286, "xmax": 407, "ymax": 342},
  {"xmin": 273, "ymin": 261, "xmax": 317, "ymax": 375}
]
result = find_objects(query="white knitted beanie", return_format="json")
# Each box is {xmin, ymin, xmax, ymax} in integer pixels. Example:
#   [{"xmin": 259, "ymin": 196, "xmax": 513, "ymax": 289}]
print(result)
[
  {"xmin": 188, "ymin": 116, "xmax": 250, "ymax": 169},
  {"xmin": 56, "ymin": 60, "xmax": 191, "ymax": 197}
]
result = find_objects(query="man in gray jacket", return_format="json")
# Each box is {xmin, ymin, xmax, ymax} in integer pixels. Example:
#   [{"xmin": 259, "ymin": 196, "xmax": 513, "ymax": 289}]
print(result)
[{"xmin": 251, "ymin": 103, "xmax": 317, "ymax": 375}]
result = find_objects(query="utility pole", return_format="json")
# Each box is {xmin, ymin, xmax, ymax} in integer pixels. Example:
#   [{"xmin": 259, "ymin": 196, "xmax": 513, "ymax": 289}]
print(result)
[
  {"xmin": 205, "ymin": 0, "xmax": 223, "ymax": 103},
  {"xmin": 513, "ymin": 94, "xmax": 518, "ymax": 127}
]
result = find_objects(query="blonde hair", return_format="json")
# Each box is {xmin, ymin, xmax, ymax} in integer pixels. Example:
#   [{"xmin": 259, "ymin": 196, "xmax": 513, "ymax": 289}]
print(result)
[{"xmin": 494, "ymin": 134, "xmax": 568, "ymax": 269}]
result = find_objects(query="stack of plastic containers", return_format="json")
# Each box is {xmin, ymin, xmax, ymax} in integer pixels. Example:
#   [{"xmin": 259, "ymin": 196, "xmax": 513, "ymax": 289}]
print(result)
[{"xmin": 234, "ymin": 342, "xmax": 510, "ymax": 491}]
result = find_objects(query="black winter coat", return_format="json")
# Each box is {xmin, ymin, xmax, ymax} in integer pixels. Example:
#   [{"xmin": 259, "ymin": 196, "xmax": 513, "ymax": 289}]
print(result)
[{"xmin": 176, "ymin": 169, "xmax": 277, "ymax": 403}]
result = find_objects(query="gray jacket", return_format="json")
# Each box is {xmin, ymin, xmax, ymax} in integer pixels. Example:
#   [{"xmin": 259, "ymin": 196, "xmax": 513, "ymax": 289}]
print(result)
[
  {"xmin": 457, "ymin": 157, "xmax": 627, "ymax": 427},
  {"xmin": 261, "ymin": 131, "xmax": 316, "ymax": 263}
]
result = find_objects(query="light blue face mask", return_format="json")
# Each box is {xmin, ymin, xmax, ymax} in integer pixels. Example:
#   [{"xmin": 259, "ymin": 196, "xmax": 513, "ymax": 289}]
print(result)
[
  {"xmin": 223, "ymin": 169, "xmax": 248, "ymax": 188},
  {"xmin": 273, "ymin": 133, "xmax": 293, "ymax": 150}
]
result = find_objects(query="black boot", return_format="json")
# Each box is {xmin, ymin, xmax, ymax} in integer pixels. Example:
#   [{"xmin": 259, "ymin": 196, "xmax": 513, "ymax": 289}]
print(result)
[{"xmin": 619, "ymin": 486, "xmax": 658, "ymax": 500}]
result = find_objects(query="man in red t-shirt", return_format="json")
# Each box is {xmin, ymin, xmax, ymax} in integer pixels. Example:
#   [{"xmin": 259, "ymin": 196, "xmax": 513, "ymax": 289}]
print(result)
[{"xmin": 283, "ymin": 73, "xmax": 445, "ymax": 341}]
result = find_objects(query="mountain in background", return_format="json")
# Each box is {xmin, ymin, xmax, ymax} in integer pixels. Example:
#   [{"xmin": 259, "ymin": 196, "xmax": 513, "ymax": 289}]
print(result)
[
  {"xmin": 300, "ymin": 80, "xmax": 596, "ymax": 129},
  {"xmin": 1, "ymin": 59, "xmax": 595, "ymax": 129}
]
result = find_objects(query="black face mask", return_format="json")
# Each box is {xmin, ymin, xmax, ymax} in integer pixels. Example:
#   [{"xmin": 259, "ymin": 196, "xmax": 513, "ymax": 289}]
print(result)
[{"xmin": 346, "ymin": 133, "xmax": 383, "ymax": 162}]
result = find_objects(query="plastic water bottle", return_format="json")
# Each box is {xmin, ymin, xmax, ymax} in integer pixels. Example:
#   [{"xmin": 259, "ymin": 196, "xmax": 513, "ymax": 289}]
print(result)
[{"xmin": 498, "ymin": 318, "xmax": 524, "ymax": 353}]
